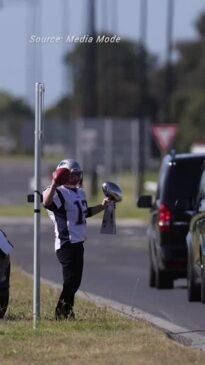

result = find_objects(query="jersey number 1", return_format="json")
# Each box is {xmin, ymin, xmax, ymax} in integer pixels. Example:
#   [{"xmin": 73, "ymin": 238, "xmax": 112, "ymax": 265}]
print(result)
[{"xmin": 74, "ymin": 200, "xmax": 87, "ymax": 225}]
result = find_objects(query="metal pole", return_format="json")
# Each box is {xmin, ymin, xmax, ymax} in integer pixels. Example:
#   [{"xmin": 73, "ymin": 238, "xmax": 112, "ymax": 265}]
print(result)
[
  {"xmin": 62, "ymin": 0, "xmax": 69, "ymax": 97},
  {"xmin": 131, "ymin": 120, "xmax": 139, "ymax": 200},
  {"xmin": 137, "ymin": 0, "xmax": 148, "ymax": 198},
  {"xmin": 84, "ymin": 0, "xmax": 97, "ymax": 116},
  {"xmin": 164, "ymin": 0, "xmax": 175, "ymax": 123},
  {"xmin": 104, "ymin": 118, "xmax": 113, "ymax": 178},
  {"xmin": 33, "ymin": 82, "xmax": 44, "ymax": 329}
]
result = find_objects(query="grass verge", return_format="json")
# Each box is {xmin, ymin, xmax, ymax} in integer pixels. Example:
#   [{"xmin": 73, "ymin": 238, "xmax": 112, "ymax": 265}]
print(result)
[
  {"xmin": 1, "ymin": 267, "xmax": 205, "ymax": 365},
  {"xmin": 0, "ymin": 203, "xmax": 149, "ymax": 221}
]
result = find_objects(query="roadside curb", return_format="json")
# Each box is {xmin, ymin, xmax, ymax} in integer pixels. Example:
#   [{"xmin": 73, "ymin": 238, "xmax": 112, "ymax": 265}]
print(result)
[{"xmin": 38, "ymin": 275, "xmax": 205, "ymax": 352}]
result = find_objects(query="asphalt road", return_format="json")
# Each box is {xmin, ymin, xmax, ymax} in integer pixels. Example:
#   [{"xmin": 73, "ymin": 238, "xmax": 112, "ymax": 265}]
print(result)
[{"xmin": 3, "ymin": 220, "xmax": 205, "ymax": 335}]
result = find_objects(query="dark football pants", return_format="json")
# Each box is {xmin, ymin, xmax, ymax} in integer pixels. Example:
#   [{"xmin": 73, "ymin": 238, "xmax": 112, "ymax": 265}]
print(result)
[{"xmin": 56, "ymin": 243, "xmax": 84, "ymax": 315}]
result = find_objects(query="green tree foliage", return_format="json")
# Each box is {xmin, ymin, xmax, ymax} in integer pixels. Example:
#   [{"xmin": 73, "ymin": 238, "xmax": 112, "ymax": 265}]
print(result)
[
  {"xmin": 170, "ymin": 12, "xmax": 205, "ymax": 151},
  {"xmin": 172, "ymin": 91, "xmax": 205, "ymax": 151},
  {"xmin": 150, "ymin": 11, "xmax": 205, "ymax": 151},
  {"xmin": 45, "ymin": 96, "xmax": 71, "ymax": 120},
  {"xmin": 0, "ymin": 91, "xmax": 33, "ymax": 152},
  {"xmin": 0, "ymin": 91, "xmax": 33, "ymax": 119},
  {"xmin": 48, "ymin": 12, "xmax": 205, "ymax": 153},
  {"xmin": 64, "ymin": 35, "xmax": 158, "ymax": 118}
]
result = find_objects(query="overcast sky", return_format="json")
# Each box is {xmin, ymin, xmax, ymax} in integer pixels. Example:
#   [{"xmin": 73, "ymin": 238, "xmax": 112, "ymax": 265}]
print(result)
[{"xmin": 0, "ymin": 0, "xmax": 204, "ymax": 108}]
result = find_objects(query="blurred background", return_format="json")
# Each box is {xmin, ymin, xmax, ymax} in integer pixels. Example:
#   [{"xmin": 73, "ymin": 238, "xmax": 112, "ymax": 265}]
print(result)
[{"xmin": 0, "ymin": 0, "xmax": 205, "ymax": 217}]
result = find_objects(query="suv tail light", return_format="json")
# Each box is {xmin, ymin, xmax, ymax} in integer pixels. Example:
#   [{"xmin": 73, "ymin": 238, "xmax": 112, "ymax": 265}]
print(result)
[{"xmin": 158, "ymin": 204, "xmax": 172, "ymax": 232}]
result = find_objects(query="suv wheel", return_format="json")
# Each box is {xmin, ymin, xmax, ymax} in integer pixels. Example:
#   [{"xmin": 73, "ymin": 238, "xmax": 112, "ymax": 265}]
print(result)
[
  {"xmin": 201, "ymin": 256, "xmax": 205, "ymax": 303},
  {"xmin": 155, "ymin": 262, "xmax": 173, "ymax": 289},
  {"xmin": 187, "ymin": 254, "xmax": 200, "ymax": 301}
]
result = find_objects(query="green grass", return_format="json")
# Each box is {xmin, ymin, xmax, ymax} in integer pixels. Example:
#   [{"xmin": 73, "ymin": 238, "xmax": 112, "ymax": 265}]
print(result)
[
  {"xmin": 1, "ymin": 266, "xmax": 205, "ymax": 365},
  {"xmin": 0, "ymin": 202, "xmax": 150, "ymax": 221}
]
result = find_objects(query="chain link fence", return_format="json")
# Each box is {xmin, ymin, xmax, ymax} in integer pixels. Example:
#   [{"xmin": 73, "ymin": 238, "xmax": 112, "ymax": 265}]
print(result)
[
  {"xmin": 0, "ymin": 117, "xmax": 153, "ymax": 199},
  {"xmin": 43, "ymin": 118, "xmax": 152, "ymax": 174},
  {"xmin": 0, "ymin": 117, "xmax": 152, "ymax": 172}
]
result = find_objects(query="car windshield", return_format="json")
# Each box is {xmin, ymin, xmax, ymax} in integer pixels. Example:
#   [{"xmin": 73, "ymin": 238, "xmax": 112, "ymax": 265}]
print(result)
[{"xmin": 162, "ymin": 159, "xmax": 204, "ymax": 208}]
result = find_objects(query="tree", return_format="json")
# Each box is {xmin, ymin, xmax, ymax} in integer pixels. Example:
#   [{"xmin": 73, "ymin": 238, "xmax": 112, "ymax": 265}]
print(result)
[
  {"xmin": 172, "ymin": 91, "xmax": 205, "ymax": 151},
  {"xmin": 150, "ymin": 11, "xmax": 205, "ymax": 151},
  {"xmin": 0, "ymin": 91, "xmax": 33, "ymax": 152},
  {"xmin": 64, "ymin": 35, "xmax": 158, "ymax": 119},
  {"xmin": 45, "ymin": 96, "xmax": 72, "ymax": 120}
]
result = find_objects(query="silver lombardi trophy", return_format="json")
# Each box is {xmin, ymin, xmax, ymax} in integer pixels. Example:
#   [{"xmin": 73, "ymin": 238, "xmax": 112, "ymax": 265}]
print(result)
[{"xmin": 100, "ymin": 182, "xmax": 123, "ymax": 235}]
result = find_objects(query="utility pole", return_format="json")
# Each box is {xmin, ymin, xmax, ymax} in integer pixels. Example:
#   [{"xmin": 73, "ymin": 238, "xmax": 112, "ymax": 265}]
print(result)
[
  {"xmin": 137, "ymin": 0, "xmax": 148, "ymax": 198},
  {"xmin": 62, "ymin": 0, "xmax": 70, "ymax": 97},
  {"xmin": 164, "ymin": 0, "xmax": 175, "ymax": 123},
  {"xmin": 33, "ymin": 82, "xmax": 44, "ymax": 329},
  {"xmin": 83, "ymin": 0, "xmax": 97, "ymax": 117}
]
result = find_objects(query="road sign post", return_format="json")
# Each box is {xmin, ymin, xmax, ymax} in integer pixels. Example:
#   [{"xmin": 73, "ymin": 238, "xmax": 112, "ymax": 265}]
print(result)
[{"xmin": 33, "ymin": 82, "xmax": 44, "ymax": 329}]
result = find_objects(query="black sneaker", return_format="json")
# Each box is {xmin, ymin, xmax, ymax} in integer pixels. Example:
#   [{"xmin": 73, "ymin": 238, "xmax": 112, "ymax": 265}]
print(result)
[{"xmin": 55, "ymin": 301, "xmax": 75, "ymax": 321}]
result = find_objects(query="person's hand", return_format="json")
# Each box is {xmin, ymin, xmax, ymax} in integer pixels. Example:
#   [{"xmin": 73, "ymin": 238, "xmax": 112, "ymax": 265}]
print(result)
[
  {"xmin": 51, "ymin": 178, "xmax": 58, "ymax": 190},
  {"xmin": 102, "ymin": 197, "xmax": 113, "ymax": 208}
]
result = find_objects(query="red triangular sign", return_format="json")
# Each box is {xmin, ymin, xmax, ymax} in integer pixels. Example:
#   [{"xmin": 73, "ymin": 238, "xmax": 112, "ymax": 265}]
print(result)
[{"xmin": 152, "ymin": 124, "xmax": 179, "ymax": 154}]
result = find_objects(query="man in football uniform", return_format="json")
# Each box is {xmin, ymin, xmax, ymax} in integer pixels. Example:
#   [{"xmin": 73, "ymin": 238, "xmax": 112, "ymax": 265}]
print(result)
[{"xmin": 43, "ymin": 159, "xmax": 110, "ymax": 320}]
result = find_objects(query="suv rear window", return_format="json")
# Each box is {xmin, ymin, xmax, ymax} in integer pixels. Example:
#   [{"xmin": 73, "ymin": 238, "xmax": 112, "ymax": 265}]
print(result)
[{"xmin": 161, "ymin": 159, "xmax": 204, "ymax": 208}]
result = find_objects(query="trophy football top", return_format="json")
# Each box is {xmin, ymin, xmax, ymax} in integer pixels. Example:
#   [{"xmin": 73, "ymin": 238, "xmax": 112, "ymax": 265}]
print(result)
[{"xmin": 102, "ymin": 182, "xmax": 123, "ymax": 202}]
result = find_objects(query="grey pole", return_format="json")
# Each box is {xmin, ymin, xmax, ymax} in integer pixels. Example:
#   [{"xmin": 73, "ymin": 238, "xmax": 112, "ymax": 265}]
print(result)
[
  {"xmin": 164, "ymin": 0, "xmax": 175, "ymax": 123},
  {"xmin": 131, "ymin": 119, "xmax": 140, "ymax": 199},
  {"xmin": 62, "ymin": 0, "xmax": 70, "ymax": 97},
  {"xmin": 33, "ymin": 82, "xmax": 44, "ymax": 329},
  {"xmin": 137, "ymin": 0, "xmax": 148, "ymax": 198},
  {"xmin": 104, "ymin": 118, "xmax": 113, "ymax": 178}
]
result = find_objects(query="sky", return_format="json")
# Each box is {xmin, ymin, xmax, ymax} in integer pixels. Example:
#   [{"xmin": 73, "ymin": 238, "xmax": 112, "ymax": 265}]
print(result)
[{"xmin": 0, "ymin": 0, "xmax": 205, "ymax": 108}]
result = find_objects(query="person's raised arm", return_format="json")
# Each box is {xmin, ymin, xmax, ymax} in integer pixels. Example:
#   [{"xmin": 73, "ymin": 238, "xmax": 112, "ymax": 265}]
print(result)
[
  {"xmin": 87, "ymin": 198, "xmax": 112, "ymax": 217},
  {"xmin": 43, "ymin": 181, "xmax": 58, "ymax": 208}
]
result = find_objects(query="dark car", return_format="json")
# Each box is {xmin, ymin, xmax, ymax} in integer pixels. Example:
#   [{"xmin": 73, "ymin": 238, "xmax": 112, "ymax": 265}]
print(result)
[
  {"xmin": 185, "ymin": 167, "xmax": 205, "ymax": 302},
  {"xmin": 137, "ymin": 152, "xmax": 205, "ymax": 289}
]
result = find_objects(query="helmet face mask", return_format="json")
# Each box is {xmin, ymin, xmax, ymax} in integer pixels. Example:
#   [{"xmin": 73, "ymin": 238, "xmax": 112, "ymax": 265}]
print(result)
[
  {"xmin": 57, "ymin": 159, "xmax": 83, "ymax": 187},
  {"xmin": 68, "ymin": 171, "xmax": 83, "ymax": 186}
]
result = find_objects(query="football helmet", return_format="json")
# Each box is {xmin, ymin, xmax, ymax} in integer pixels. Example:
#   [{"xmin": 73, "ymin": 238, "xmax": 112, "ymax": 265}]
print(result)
[{"xmin": 56, "ymin": 159, "xmax": 83, "ymax": 186}]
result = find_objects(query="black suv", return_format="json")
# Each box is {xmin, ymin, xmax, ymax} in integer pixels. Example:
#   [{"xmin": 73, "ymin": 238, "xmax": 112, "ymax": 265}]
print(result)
[
  {"xmin": 138, "ymin": 153, "xmax": 205, "ymax": 289},
  {"xmin": 185, "ymin": 167, "xmax": 205, "ymax": 302}
]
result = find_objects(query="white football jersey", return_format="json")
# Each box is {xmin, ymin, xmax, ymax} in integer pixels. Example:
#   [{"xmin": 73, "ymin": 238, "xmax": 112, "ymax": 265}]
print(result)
[{"xmin": 43, "ymin": 186, "xmax": 88, "ymax": 251}]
